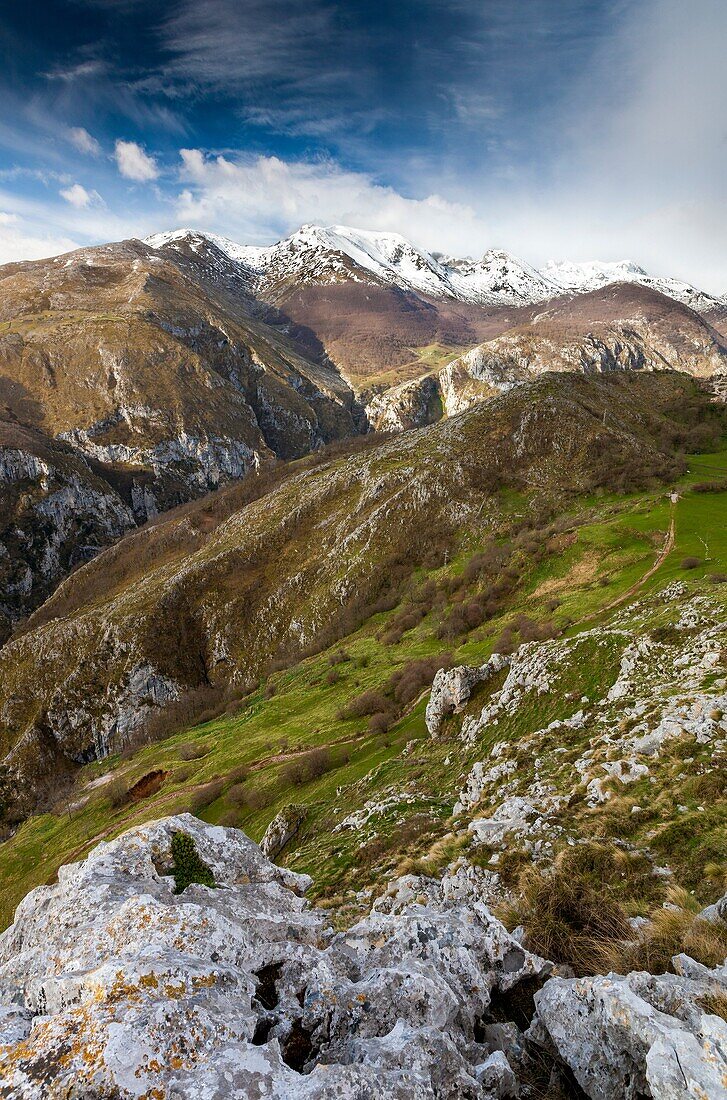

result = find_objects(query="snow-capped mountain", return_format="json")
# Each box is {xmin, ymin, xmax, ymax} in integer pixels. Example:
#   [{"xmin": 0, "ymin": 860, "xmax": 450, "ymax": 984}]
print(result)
[
  {"xmin": 145, "ymin": 225, "xmax": 725, "ymax": 313},
  {"xmin": 146, "ymin": 225, "xmax": 558, "ymax": 306},
  {"xmin": 542, "ymin": 259, "xmax": 723, "ymax": 313}
]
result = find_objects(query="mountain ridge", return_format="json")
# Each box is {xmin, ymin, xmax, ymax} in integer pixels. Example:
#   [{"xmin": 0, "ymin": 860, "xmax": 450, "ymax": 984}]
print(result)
[{"xmin": 146, "ymin": 223, "xmax": 726, "ymax": 312}]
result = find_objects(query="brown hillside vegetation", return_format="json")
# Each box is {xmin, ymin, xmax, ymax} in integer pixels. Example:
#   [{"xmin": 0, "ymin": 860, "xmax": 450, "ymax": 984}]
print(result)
[{"xmin": 0, "ymin": 371, "xmax": 707, "ymax": 804}]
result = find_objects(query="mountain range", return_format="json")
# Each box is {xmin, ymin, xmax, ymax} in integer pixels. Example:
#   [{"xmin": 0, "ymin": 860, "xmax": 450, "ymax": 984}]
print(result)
[
  {"xmin": 146, "ymin": 224, "xmax": 726, "ymax": 312},
  {"xmin": 1, "ymin": 224, "xmax": 726, "ymax": 630}
]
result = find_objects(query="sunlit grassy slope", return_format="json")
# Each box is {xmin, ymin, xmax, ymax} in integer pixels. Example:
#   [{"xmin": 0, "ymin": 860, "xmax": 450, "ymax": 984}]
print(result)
[{"xmin": 1, "ymin": 447, "xmax": 727, "ymax": 929}]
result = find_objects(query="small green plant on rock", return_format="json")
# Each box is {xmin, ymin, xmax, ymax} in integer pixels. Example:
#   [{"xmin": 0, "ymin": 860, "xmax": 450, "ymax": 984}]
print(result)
[{"xmin": 170, "ymin": 831, "xmax": 216, "ymax": 894}]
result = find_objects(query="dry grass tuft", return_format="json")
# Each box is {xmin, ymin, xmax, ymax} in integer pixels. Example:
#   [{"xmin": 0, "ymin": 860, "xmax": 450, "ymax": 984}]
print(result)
[
  {"xmin": 699, "ymin": 989, "xmax": 727, "ymax": 1021},
  {"xmin": 509, "ymin": 865, "xmax": 629, "ymax": 976},
  {"xmin": 625, "ymin": 887, "xmax": 727, "ymax": 973}
]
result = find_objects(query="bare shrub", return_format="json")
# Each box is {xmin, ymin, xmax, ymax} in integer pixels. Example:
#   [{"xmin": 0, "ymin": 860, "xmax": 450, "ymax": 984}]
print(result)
[
  {"xmin": 106, "ymin": 777, "xmax": 129, "ymax": 809},
  {"xmin": 178, "ymin": 742, "xmax": 211, "ymax": 761},
  {"xmin": 227, "ymin": 783, "xmax": 248, "ymax": 805},
  {"xmin": 368, "ymin": 712, "xmax": 390, "ymax": 734},
  {"xmin": 283, "ymin": 748, "xmax": 334, "ymax": 786},
  {"xmin": 218, "ymin": 810, "xmax": 240, "ymax": 828},
  {"xmin": 339, "ymin": 689, "xmax": 391, "ymax": 720},
  {"xmin": 188, "ymin": 778, "xmax": 223, "ymax": 814}
]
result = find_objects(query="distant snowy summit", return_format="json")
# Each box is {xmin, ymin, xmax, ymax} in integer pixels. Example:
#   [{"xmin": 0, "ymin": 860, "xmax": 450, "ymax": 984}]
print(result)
[{"xmin": 145, "ymin": 224, "xmax": 725, "ymax": 312}]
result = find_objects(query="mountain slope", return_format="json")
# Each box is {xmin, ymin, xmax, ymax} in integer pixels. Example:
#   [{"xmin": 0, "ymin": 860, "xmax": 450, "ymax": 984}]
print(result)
[
  {"xmin": 368, "ymin": 283, "xmax": 727, "ymax": 428},
  {"xmin": 0, "ymin": 238, "xmax": 359, "ymax": 622},
  {"xmin": 0, "ymin": 371, "xmax": 704, "ymax": 807}
]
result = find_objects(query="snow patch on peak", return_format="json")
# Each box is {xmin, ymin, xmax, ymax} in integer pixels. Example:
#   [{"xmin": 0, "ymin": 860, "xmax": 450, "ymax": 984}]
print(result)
[{"xmin": 543, "ymin": 258, "xmax": 723, "ymax": 312}]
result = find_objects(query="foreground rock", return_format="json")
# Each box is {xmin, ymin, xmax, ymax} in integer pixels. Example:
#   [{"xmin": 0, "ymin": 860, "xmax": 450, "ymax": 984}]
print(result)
[
  {"xmin": 0, "ymin": 814, "xmax": 551, "ymax": 1098},
  {"xmin": 533, "ymin": 962, "xmax": 727, "ymax": 1099},
  {"xmin": 2, "ymin": 815, "xmax": 727, "ymax": 1097}
]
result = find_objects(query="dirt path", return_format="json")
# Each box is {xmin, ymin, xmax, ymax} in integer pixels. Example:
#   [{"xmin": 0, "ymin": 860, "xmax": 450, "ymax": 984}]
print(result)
[{"xmin": 578, "ymin": 498, "xmax": 677, "ymax": 626}]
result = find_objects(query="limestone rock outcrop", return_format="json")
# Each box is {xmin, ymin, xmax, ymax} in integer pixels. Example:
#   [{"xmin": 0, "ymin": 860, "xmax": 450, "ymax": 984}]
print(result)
[
  {"xmin": 2, "ymin": 814, "xmax": 727, "ymax": 1098},
  {"xmin": 426, "ymin": 654, "xmax": 509, "ymax": 735},
  {"xmin": 260, "ymin": 803, "xmax": 307, "ymax": 860},
  {"xmin": 532, "ymin": 963, "xmax": 727, "ymax": 1099},
  {"xmin": 0, "ymin": 814, "xmax": 548, "ymax": 1099}
]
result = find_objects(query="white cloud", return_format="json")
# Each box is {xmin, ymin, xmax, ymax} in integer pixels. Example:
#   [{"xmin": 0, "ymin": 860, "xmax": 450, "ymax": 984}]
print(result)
[
  {"xmin": 59, "ymin": 183, "xmax": 104, "ymax": 209},
  {"xmin": 175, "ymin": 150, "xmax": 490, "ymax": 254},
  {"xmin": 115, "ymin": 140, "xmax": 159, "ymax": 181},
  {"xmin": 68, "ymin": 127, "xmax": 101, "ymax": 156}
]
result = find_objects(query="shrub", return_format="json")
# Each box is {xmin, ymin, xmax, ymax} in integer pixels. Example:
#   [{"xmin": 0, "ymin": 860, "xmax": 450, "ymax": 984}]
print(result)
[
  {"xmin": 188, "ymin": 778, "xmax": 224, "ymax": 814},
  {"xmin": 178, "ymin": 742, "xmax": 211, "ymax": 761},
  {"xmin": 226, "ymin": 765, "xmax": 250, "ymax": 784},
  {"xmin": 680, "ymin": 556, "xmax": 702, "ymax": 570},
  {"xmin": 325, "ymin": 670, "xmax": 341, "ymax": 686},
  {"xmin": 368, "ymin": 711, "xmax": 391, "ymax": 734},
  {"xmin": 227, "ymin": 782, "xmax": 248, "ymax": 805},
  {"xmin": 241, "ymin": 787, "xmax": 272, "ymax": 811},
  {"xmin": 709, "ymin": 573, "xmax": 727, "ymax": 584},
  {"xmin": 339, "ymin": 689, "xmax": 391, "ymax": 720},
  {"xmin": 218, "ymin": 810, "xmax": 240, "ymax": 828},
  {"xmin": 650, "ymin": 625, "xmax": 681, "ymax": 645},
  {"xmin": 106, "ymin": 777, "xmax": 129, "ymax": 809},
  {"xmin": 283, "ymin": 748, "xmax": 333, "ymax": 786},
  {"xmin": 170, "ymin": 831, "xmax": 216, "ymax": 894},
  {"xmin": 492, "ymin": 628, "xmax": 517, "ymax": 655},
  {"xmin": 389, "ymin": 654, "xmax": 452, "ymax": 706},
  {"xmin": 692, "ymin": 479, "xmax": 727, "ymax": 493}
]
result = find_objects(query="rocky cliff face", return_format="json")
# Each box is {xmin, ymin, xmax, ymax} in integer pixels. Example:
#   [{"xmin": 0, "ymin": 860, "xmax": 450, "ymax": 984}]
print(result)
[
  {"xmin": 0, "ymin": 813, "xmax": 725, "ymax": 1098},
  {"xmin": 367, "ymin": 283, "xmax": 727, "ymax": 429},
  {"xmin": 0, "ymin": 417, "xmax": 137, "ymax": 629}
]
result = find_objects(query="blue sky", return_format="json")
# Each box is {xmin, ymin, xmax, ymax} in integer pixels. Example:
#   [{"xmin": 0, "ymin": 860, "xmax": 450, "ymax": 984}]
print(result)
[{"xmin": 1, "ymin": 0, "xmax": 726, "ymax": 291}]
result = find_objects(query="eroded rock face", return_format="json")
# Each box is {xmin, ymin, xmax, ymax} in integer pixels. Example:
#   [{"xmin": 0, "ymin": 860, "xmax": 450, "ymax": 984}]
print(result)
[
  {"xmin": 426, "ymin": 654, "xmax": 509, "ymax": 735},
  {"xmin": 532, "ymin": 964, "xmax": 727, "ymax": 1100},
  {"xmin": 365, "ymin": 375, "xmax": 440, "ymax": 432},
  {"xmin": 0, "ymin": 814, "xmax": 549, "ymax": 1098}
]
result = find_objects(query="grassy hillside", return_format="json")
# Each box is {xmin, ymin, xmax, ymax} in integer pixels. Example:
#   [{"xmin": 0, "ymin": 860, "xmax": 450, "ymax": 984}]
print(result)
[{"xmin": 1, "ymin": 429, "xmax": 726, "ymax": 931}]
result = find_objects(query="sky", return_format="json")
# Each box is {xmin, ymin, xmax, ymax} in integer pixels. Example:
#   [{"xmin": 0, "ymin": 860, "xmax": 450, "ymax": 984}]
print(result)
[{"xmin": 0, "ymin": 0, "xmax": 726, "ymax": 292}]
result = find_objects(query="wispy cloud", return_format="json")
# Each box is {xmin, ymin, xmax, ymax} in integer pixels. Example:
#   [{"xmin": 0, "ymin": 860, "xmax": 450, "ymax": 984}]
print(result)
[
  {"xmin": 67, "ymin": 127, "xmax": 101, "ymax": 156},
  {"xmin": 158, "ymin": 0, "xmax": 377, "ymax": 139},
  {"xmin": 0, "ymin": 212, "xmax": 78, "ymax": 265},
  {"xmin": 175, "ymin": 149, "xmax": 489, "ymax": 252}
]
